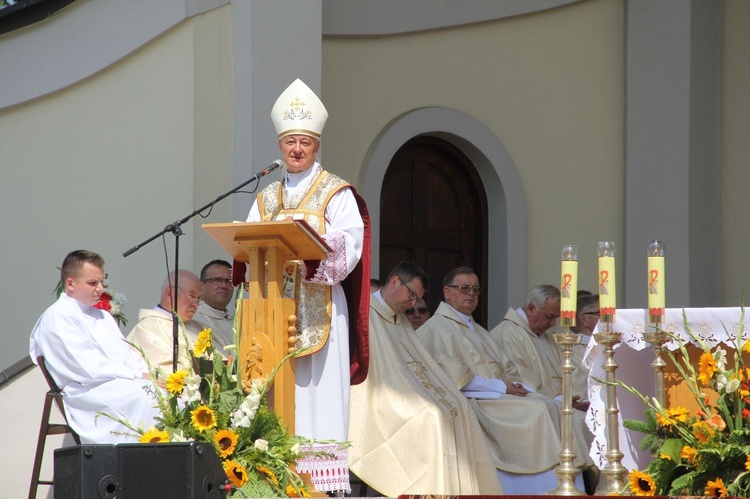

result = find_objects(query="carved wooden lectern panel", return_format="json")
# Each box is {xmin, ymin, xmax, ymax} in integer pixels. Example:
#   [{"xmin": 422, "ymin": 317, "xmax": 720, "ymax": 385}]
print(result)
[{"xmin": 202, "ymin": 220, "xmax": 330, "ymax": 435}]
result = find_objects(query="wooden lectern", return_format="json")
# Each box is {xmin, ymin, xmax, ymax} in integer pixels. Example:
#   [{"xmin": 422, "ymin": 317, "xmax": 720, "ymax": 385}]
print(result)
[{"xmin": 202, "ymin": 220, "xmax": 331, "ymax": 435}]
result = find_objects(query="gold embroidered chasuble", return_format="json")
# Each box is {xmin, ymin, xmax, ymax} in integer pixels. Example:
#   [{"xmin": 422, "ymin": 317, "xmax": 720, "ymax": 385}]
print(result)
[
  {"xmin": 419, "ymin": 302, "xmax": 593, "ymax": 472},
  {"xmin": 490, "ymin": 307, "xmax": 564, "ymax": 399},
  {"xmin": 257, "ymin": 168, "xmax": 350, "ymax": 356},
  {"xmin": 348, "ymin": 295, "xmax": 503, "ymax": 496}
]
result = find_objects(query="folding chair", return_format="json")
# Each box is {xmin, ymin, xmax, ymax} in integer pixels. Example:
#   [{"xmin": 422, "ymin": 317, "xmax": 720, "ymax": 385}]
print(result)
[{"xmin": 28, "ymin": 355, "xmax": 80, "ymax": 499}]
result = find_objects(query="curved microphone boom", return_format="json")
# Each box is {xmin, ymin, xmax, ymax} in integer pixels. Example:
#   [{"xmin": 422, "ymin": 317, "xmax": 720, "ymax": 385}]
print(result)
[
  {"xmin": 122, "ymin": 158, "xmax": 284, "ymax": 372},
  {"xmin": 122, "ymin": 159, "xmax": 283, "ymax": 258}
]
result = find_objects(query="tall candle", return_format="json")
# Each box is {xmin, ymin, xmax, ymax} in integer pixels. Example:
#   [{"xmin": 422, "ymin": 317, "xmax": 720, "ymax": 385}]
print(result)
[
  {"xmin": 597, "ymin": 241, "xmax": 616, "ymax": 324},
  {"xmin": 560, "ymin": 244, "xmax": 578, "ymax": 327},
  {"xmin": 647, "ymin": 240, "xmax": 665, "ymax": 324}
]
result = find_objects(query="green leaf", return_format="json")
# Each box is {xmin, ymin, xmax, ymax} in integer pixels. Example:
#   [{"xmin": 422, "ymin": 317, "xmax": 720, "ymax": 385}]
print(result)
[{"xmin": 660, "ymin": 438, "xmax": 684, "ymax": 462}]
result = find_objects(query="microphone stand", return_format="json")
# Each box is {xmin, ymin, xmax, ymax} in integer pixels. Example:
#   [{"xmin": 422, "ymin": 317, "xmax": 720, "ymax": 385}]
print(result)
[{"xmin": 123, "ymin": 161, "xmax": 282, "ymax": 372}]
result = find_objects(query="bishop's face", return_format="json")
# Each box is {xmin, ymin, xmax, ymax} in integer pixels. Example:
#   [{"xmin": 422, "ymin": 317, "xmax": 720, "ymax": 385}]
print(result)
[{"xmin": 279, "ymin": 134, "xmax": 320, "ymax": 173}]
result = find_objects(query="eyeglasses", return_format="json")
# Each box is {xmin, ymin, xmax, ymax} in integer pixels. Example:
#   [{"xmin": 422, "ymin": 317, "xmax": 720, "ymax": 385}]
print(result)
[
  {"xmin": 203, "ymin": 277, "xmax": 233, "ymax": 286},
  {"xmin": 446, "ymin": 284, "xmax": 482, "ymax": 295},
  {"xmin": 405, "ymin": 307, "xmax": 429, "ymax": 316},
  {"xmin": 398, "ymin": 277, "xmax": 420, "ymax": 303},
  {"xmin": 177, "ymin": 287, "xmax": 201, "ymax": 303}
]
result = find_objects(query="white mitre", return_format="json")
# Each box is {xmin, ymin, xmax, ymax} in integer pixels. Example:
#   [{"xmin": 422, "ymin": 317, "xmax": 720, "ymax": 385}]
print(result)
[{"xmin": 271, "ymin": 78, "xmax": 328, "ymax": 140}]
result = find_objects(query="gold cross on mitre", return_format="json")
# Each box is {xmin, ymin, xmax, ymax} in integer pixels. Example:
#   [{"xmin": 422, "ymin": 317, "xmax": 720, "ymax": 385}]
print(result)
[
  {"xmin": 290, "ymin": 97, "xmax": 306, "ymax": 111},
  {"xmin": 283, "ymin": 97, "xmax": 312, "ymax": 121}
]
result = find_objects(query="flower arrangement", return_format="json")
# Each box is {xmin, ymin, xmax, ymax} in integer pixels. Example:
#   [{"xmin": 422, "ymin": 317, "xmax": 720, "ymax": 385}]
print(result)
[
  {"xmin": 54, "ymin": 273, "xmax": 128, "ymax": 327},
  {"xmin": 620, "ymin": 309, "xmax": 750, "ymax": 496},
  {"xmin": 94, "ymin": 289, "xmax": 128, "ymax": 327},
  {"xmin": 115, "ymin": 328, "xmax": 323, "ymax": 498}
]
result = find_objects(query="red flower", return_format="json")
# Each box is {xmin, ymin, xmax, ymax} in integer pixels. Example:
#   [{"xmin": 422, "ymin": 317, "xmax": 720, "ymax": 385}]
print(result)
[
  {"xmin": 95, "ymin": 292, "xmax": 112, "ymax": 312},
  {"xmin": 742, "ymin": 408, "xmax": 750, "ymax": 419}
]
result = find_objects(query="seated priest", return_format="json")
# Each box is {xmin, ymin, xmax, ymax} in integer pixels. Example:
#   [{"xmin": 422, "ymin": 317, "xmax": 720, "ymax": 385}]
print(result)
[
  {"xmin": 418, "ymin": 267, "xmax": 593, "ymax": 494},
  {"xmin": 349, "ymin": 261, "xmax": 503, "ymax": 496},
  {"xmin": 126, "ymin": 269, "xmax": 204, "ymax": 371},
  {"xmin": 192, "ymin": 259, "xmax": 235, "ymax": 358},
  {"xmin": 29, "ymin": 250, "xmax": 160, "ymax": 443}
]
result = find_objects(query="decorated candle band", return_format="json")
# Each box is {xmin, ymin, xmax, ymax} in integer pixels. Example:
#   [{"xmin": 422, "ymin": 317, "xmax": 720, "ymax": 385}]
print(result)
[
  {"xmin": 648, "ymin": 255, "xmax": 665, "ymax": 324},
  {"xmin": 598, "ymin": 255, "xmax": 616, "ymax": 323},
  {"xmin": 560, "ymin": 260, "xmax": 578, "ymax": 327},
  {"xmin": 649, "ymin": 309, "xmax": 665, "ymax": 324}
]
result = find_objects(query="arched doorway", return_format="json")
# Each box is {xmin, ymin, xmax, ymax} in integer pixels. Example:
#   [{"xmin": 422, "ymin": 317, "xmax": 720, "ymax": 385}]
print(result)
[{"xmin": 379, "ymin": 136, "xmax": 489, "ymax": 326}]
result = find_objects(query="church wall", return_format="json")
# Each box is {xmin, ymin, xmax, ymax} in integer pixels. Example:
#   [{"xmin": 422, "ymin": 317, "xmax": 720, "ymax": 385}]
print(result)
[
  {"xmin": 721, "ymin": 0, "xmax": 750, "ymax": 304},
  {"xmin": 0, "ymin": 16, "xmax": 202, "ymax": 373},
  {"xmin": 322, "ymin": 0, "xmax": 625, "ymax": 304}
]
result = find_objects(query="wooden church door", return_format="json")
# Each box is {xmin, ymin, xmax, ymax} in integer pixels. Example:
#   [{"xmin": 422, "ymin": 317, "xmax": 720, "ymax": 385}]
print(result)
[{"xmin": 379, "ymin": 136, "xmax": 489, "ymax": 327}]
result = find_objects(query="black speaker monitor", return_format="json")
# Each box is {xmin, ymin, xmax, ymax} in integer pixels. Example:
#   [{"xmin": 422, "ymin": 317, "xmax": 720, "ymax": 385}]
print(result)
[
  {"xmin": 117, "ymin": 441, "xmax": 228, "ymax": 498},
  {"xmin": 53, "ymin": 444, "xmax": 118, "ymax": 499}
]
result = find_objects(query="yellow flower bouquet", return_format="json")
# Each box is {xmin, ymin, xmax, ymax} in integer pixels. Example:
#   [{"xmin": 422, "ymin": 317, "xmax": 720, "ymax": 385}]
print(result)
[
  {"xmin": 114, "ymin": 328, "xmax": 317, "ymax": 497},
  {"xmin": 620, "ymin": 309, "xmax": 750, "ymax": 496}
]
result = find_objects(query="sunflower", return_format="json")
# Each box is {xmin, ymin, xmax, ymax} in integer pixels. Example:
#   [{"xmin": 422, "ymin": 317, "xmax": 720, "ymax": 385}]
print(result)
[
  {"xmin": 705, "ymin": 478, "xmax": 727, "ymax": 497},
  {"xmin": 165, "ymin": 369, "xmax": 188, "ymax": 395},
  {"xmin": 193, "ymin": 328, "xmax": 212, "ymax": 357},
  {"xmin": 692, "ymin": 420, "xmax": 715, "ymax": 443},
  {"xmin": 223, "ymin": 459, "xmax": 249, "ymax": 488},
  {"xmin": 140, "ymin": 427, "xmax": 170, "ymax": 443},
  {"xmin": 257, "ymin": 465, "xmax": 279, "ymax": 486},
  {"xmin": 214, "ymin": 429, "xmax": 239, "ymax": 458},
  {"xmin": 286, "ymin": 485, "xmax": 311, "ymax": 497},
  {"xmin": 698, "ymin": 352, "xmax": 718, "ymax": 385},
  {"xmin": 190, "ymin": 404, "xmax": 217, "ymax": 431},
  {"xmin": 746, "ymin": 454, "xmax": 750, "ymax": 473},
  {"xmin": 656, "ymin": 406, "xmax": 690, "ymax": 427},
  {"xmin": 681, "ymin": 445, "xmax": 697, "ymax": 464},
  {"xmin": 628, "ymin": 469, "xmax": 657, "ymax": 496}
]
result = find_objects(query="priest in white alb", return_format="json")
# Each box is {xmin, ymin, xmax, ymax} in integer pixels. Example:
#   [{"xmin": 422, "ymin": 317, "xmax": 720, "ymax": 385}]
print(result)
[{"xmin": 29, "ymin": 250, "xmax": 159, "ymax": 444}]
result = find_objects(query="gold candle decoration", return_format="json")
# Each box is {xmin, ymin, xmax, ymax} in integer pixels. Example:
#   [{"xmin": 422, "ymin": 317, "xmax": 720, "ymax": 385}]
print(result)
[
  {"xmin": 560, "ymin": 244, "xmax": 578, "ymax": 327},
  {"xmin": 597, "ymin": 241, "xmax": 616, "ymax": 324},
  {"xmin": 647, "ymin": 240, "xmax": 665, "ymax": 324}
]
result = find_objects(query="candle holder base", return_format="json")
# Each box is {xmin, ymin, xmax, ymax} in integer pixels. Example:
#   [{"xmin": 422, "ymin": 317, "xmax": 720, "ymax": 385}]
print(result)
[
  {"xmin": 549, "ymin": 331, "xmax": 585, "ymax": 496},
  {"xmin": 593, "ymin": 329, "xmax": 627, "ymax": 495},
  {"xmin": 643, "ymin": 328, "xmax": 668, "ymax": 407}
]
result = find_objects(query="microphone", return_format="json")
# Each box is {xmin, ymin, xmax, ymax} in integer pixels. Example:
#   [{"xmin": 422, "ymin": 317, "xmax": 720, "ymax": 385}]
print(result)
[{"xmin": 253, "ymin": 159, "xmax": 282, "ymax": 181}]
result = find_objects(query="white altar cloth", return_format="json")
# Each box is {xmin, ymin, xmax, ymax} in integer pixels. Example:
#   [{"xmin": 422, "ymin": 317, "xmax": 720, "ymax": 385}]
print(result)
[{"xmin": 583, "ymin": 307, "xmax": 748, "ymax": 470}]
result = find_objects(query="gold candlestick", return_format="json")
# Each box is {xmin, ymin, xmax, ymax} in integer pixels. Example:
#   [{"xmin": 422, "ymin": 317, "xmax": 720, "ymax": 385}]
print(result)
[
  {"xmin": 643, "ymin": 327, "xmax": 668, "ymax": 407},
  {"xmin": 550, "ymin": 328, "xmax": 586, "ymax": 496},
  {"xmin": 594, "ymin": 325, "xmax": 627, "ymax": 494}
]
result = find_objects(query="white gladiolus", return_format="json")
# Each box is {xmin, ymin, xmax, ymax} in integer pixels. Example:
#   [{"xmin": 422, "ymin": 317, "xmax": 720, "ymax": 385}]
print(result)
[
  {"xmin": 715, "ymin": 348, "xmax": 728, "ymax": 371},
  {"xmin": 231, "ymin": 411, "xmax": 252, "ymax": 428},
  {"xmin": 716, "ymin": 374, "xmax": 728, "ymax": 391},
  {"xmin": 181, "ymin": 386, "xmax": 201, "ymax": 404},
  {"xmin": 726, "ymin": 378, "xmax": 741, "ymax": 393},
  {"xmin": 185, "ymin": 373, "xmax": 202, "ymax": 391},
  {"xmin": 171, "ymin": 430, "xmax": 194, "ymax": 442},
  {"xmin": 230, "ymin": 386, "xmax": 263, "ymax": 429}
]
